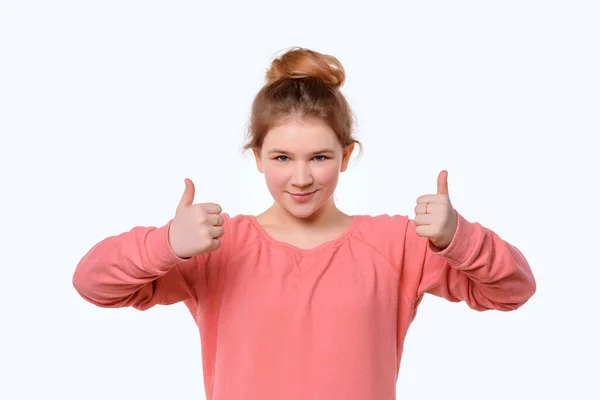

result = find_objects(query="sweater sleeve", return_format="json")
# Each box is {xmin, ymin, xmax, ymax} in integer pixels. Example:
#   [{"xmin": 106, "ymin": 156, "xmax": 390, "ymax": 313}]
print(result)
[
  {"xmin": 72, "ymin": 215, "xmax": 231, "ymax": 311},
  {"xmin": 402, "ymin": 210, "xmax": 536, "ymax": 312}
]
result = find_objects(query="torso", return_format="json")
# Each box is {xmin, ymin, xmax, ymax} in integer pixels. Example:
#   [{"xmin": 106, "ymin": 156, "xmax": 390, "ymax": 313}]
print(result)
[{"xmin": 196, "ymin": 213, "xmax": 404, "ymax": 399}]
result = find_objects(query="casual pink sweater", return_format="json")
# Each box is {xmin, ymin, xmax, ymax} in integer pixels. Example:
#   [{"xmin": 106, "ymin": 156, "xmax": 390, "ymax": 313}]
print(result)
[{"xmin": 73, "ymin": 211, "xmax": 536, "ymax": 399}]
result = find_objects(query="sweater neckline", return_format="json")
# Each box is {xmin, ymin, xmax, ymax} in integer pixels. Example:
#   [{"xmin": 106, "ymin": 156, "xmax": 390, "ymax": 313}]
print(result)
[{"xmin": 247, "ymin": 214, "xmax": 361, "ymax": 255}]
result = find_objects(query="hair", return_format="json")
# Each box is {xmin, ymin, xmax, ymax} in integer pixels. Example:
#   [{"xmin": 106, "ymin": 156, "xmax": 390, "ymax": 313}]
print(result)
[{"xmin": 243, "ymin": 47, "xmax": 361, "ymax": 155}]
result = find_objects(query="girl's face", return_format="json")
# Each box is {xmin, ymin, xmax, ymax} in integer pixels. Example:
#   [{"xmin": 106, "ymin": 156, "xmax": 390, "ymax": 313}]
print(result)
[{"xmin": 253, "ymin": 117, "xmax": 353, "ymax": 220}]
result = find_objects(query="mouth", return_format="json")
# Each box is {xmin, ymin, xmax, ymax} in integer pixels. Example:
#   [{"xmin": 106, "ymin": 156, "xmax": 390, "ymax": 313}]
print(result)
[
  {"xmin": 287, "ymin": 190, "xmax": 318, "ymax": 202},
  {"xmin": 290, "ymin": 191, "xmax": 315, "ymax": 196}
]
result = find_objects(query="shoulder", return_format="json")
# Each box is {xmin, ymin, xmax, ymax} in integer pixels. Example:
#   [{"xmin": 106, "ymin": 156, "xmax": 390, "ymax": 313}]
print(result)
[
  {"xmin": 218, "ymin": 213, "xmax": 263, "ymax": 254},
  {"xmin": 353, "ymin": 213, "xmax": 411, "ymax": 238},
  {"xmin": 221, "ymin": 213, "xmax": 259, "ymax": 234},
  {"xmin": 354, "ymin": 214, "xmax": 410, "ymax": 250},
  {"xmin": 349, "ymin": 213, "xmax": 413, "ymax": 267}
]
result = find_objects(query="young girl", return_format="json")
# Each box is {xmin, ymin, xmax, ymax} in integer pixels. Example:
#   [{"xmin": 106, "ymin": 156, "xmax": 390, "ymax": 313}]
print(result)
[{"xmin": 73, "ymin": 47, "xmax": 536, "ymax": 400}]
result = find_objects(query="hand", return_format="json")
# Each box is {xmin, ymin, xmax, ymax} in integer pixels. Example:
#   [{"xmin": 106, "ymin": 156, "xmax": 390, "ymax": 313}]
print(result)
[
  {"xmin": 168, "ymin": 178, "xmax": 225, "ymax": 259},
  {"xmin": 414, "ymin": 170, "xmax": 458, "ymax": 249}
]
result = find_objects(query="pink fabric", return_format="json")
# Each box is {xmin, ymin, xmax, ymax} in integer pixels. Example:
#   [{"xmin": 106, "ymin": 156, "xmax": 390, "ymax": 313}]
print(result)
[{"xmin": 73, "ymin": 211, "xmax": 536, "ymax": 399}]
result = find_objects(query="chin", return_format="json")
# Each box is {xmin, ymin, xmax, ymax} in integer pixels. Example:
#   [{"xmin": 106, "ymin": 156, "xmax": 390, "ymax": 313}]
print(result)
[
  {"xmin": 280, "ymin": 197, "xmax": 330, "ymax": 220},
  {"xmin": 285, "ymin": 206, "xmax": 319, "ymax": 219}
]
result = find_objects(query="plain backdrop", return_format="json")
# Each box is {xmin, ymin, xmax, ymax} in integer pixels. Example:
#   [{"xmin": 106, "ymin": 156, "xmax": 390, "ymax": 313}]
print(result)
[{"xmin": 1, "ymin": 1, "xmax": 598, "ymax": 399}]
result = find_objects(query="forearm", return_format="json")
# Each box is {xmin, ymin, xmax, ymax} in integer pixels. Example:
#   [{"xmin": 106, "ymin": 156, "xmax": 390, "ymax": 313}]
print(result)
[{"xmin": 72, "ymin": 221, "xmax": 185, "ymax": 308}]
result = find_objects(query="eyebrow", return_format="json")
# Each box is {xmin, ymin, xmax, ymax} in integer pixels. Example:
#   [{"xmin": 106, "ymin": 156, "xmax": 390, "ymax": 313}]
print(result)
[{"xmin": 267, "ymin": 149, "xmax": 335, "ymax": 155}]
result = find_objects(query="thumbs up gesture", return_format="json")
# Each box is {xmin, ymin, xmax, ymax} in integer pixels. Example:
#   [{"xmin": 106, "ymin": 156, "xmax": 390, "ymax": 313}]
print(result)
[
  {"xmin": 414, "ymin": 170, "xmax": 458, "ymax": 250},
  {"xmin": 168, "ymin": 178, "xmax": 225, "ymax": 259}
]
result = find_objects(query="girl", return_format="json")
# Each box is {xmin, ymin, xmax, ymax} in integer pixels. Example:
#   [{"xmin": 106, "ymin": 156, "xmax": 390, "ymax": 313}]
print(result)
[{"xmin": 73, "ymin": 47, "xmax": 536, "ymax": 400}]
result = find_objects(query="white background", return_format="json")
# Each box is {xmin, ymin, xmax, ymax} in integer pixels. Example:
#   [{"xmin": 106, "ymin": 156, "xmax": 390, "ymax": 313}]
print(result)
[{"xmin": 1, "ymin": 1, "xmax": 598, "ymax": 399}]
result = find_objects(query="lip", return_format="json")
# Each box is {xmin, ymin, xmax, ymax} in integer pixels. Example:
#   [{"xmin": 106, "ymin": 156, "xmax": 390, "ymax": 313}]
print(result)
[
  {"xmin": 290, "ymin": 191, "xmax": 315, "ymax": 196},
  {"xmin": 288, "ymin": 190, "xmax": 317, "ymax": 202}
]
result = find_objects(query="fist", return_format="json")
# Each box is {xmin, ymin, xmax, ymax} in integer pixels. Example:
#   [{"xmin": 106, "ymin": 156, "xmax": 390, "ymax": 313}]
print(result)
[
  {"xmin": 413, "ymin": 170, "xmax": 458, "ymax": 250},
  {"xmin": 168, "ymin": 178, "xmax": 225, "ymax": 259}
]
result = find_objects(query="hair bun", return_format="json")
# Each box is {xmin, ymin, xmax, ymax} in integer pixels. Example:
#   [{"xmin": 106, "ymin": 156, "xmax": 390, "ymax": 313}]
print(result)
[{"xmin": 265, "ymin": 47, "xmax": 346, "ymax": 90}]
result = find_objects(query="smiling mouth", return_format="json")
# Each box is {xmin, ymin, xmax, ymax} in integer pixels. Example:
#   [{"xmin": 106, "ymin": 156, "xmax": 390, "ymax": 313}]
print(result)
[
  {"xmin": 290, "ymin": 191, "xmax": 315, "ymax": 196},
  {"xmin": 287, "ymin": 190, "xmax": 318, "ymax": 202}
]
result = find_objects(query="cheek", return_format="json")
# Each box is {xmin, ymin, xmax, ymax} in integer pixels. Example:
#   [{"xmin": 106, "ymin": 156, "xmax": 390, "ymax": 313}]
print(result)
[
  {"xmin": 314, "ymin": 165, "xmax": 340, "ymax": 186},
  {"xmin": 263, "ymin": 166, "xmax": 287, "ymax": 189}
]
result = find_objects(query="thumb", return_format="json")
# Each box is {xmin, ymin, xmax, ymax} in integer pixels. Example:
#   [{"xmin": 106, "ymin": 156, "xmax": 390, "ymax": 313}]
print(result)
[
  {"xmin": 178, "ymin": 178, "xmax": 195, "ymax": 209},
  {"xmin": 437, "ymin": 170, "xmax": 449, "ymax": 196}
]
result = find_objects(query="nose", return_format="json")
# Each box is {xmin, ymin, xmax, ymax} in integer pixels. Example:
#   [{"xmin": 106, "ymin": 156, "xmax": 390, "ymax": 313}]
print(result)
[{"xmin": 290, "ymin": 162, "xmax": 313, "ymax": 188}]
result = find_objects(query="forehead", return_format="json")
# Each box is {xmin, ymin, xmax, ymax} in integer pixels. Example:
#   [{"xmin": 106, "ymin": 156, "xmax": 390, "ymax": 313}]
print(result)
[{"xmin": 262, "ymin": 118, "xmax": 339, "ymax": 153}]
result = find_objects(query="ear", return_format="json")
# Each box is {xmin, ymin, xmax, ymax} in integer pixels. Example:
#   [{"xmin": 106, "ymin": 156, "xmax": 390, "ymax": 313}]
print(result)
[
  {"xmin": 252, "ymin": 148, "xmax": 264, "ymax": 173},
  {"xmin": 340, "ymin": 143, "xmax": 355, "ymax": 172}
]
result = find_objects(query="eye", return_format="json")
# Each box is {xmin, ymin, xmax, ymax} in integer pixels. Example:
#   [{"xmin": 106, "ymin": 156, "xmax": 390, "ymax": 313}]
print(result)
[
  {"xmin": 275, "ymin": 155, "xmax": 289, "ymax": 162},
  {"xmin": 313, "ymin": 155, "xmax": 328, "ymax": 161}
]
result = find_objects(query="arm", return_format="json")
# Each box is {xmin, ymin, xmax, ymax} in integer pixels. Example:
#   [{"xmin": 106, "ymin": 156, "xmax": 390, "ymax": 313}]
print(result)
[
  {"xmin": 403, "ymin": 211, "xmax": 537, "ymax": 312},
  {"xmin": 72, "ymin": 218, "xmax": 227, "ymax": 311}
]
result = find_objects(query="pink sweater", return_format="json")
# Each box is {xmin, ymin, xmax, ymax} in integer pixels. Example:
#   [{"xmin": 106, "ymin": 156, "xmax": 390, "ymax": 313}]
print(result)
[{"xmin": 73, "ymin": 211, "xmax": 536, "ymax": 399}]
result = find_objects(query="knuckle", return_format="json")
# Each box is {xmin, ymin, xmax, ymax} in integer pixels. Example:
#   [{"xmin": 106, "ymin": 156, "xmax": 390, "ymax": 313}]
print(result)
[
  {"xmin": 200, "ymin": 236, "xmax": 212, "ymax": 249},
  {"xmin": 197, "ymin": 212, "xmax": 209, "ymax": 224},
  {"xmin": 198, "ymin": 225, "xmax": 211, "ymax": 238}
]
